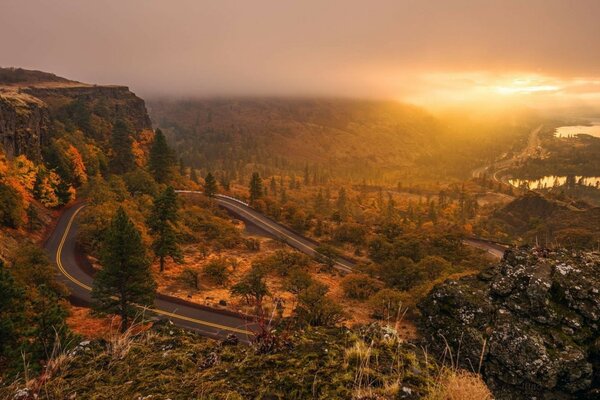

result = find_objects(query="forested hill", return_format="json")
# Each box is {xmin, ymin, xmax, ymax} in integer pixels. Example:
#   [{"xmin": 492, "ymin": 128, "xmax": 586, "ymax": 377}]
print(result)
[
  {"xmin": 148, "ymin": 98, "xmax": 540, "ymax": 185},
  {"xmin": 148, "ymin": 98, "xmax": 443, "ymax": 183}
]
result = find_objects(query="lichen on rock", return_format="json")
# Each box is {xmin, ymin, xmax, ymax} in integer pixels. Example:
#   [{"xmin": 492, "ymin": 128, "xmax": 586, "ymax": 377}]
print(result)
[{"xmin": 419, "ymin": 246, "xmax": 600, "ymax": 399}]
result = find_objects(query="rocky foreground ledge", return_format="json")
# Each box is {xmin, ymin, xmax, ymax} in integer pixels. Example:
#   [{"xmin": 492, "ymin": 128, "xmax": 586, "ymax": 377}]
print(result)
[{"xmin": 419, "ymin": 247, "xmax": 600, "ymax": 399}]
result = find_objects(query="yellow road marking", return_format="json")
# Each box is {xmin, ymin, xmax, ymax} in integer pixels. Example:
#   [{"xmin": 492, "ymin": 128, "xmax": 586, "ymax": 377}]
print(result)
[{"xmin": 55, "ymin": 205, "xmax": 250, "ymax": 335}]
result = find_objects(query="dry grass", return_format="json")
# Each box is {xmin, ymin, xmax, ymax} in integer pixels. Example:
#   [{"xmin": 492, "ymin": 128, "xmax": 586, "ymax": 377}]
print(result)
[{"xmin": 426, "ymin": 368, "xmax": 493, "ymax": 400}]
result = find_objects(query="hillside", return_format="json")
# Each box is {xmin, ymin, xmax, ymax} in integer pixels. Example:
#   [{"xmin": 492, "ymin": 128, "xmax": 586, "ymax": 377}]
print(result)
[
  {"xmin": 481, "ymin": 192, "xmax": 600, "ymax": 249},
  {"xmin": 148, "ymin": 98, "xmax": 443, "ymax": 183},
  {"xmin": 0, "ymin": 67, "xmax": 152, "ymax": 259}
]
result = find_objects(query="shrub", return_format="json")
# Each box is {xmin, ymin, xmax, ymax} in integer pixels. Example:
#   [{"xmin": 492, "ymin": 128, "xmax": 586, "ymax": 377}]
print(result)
[
  {"xmin": 333, "ymin": 223, "xmax": 367, "ymax": 245},
  {"xmin": 257, "ymin": 250, "xmax": 310, "ymax": 277},
  {"xmin": 368, "ymin": 288, "xmax": 404, "ymax": 319},
  {"xmin": 380, "ymin": 256, "xmax": 425, "ymax": 290},
  {"xmin": 295, "ymin": 283, "xmax": 346, "ymax": 327},
  {"xmin": 284, "ymin": 268, "xmax": 313, "ymax": 294},
  {"xmin": 418, "ymin": 256, "xmax": 452, "ymax": 280},
  {"xmin": 180, "ymin": 267, "xmax": 200, "ymax": 290},
  {"xmin": 202, "ymin": 258, "xmax": 230, "ymax": 286},
  {"xmin": 244, "ymin": 238, "xmax": 261, "ymax": 251},
  {"xmin": 340, "ymin": 273, "xmax": 382, "ymax": 300},
  {"xmin": 230, "ymin": 265, "xmax": 270, "ymax": 305}
]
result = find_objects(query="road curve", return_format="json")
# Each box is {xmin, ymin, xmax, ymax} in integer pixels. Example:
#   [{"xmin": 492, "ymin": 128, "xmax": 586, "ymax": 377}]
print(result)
[
  {"xmin": 45, "ymin": 203, "xmax": 255, "ymax": 341},
  {"xmin": 178, "ymin": 191, "xmax": 356, "ymax": 272},
  {"xmin": 47, "ymin": 192, "xmax": 505, "ymax": 340}
]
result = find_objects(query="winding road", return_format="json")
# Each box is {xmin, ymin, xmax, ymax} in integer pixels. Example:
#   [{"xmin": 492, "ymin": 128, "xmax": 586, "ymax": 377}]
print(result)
[{"xmin": 46, "ymin": 190, "xmax": 505, "ymax": 340}]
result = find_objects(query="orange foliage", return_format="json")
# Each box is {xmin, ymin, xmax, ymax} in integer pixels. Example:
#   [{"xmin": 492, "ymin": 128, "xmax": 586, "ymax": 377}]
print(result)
[{"xmin": 66, "ymin": 144, "xmax": 87, "ymax": 185}]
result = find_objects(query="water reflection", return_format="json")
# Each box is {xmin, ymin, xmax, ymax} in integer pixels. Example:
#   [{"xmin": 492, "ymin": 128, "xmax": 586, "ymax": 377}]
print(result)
[
  {"xmin": 555, "ymin": 124, "xmax": 600, "ymax": 138},
  {"xmin": 509, "ymin": 176, "xmax": 600, "ymax": 190}
]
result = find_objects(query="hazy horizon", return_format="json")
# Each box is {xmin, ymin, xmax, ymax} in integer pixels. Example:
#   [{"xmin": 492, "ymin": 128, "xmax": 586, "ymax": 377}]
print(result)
[{"xmin": 2, "ymin": 0, "xmax": 600, "ymax": 110}]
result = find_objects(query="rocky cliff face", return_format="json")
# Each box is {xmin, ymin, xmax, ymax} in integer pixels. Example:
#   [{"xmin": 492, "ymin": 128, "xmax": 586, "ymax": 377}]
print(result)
[
  {"xmin": 25, "ymin": 85, "xmax": 151, "ymax": 134},
  {"xmin": 419, "ymin": 247, "xmax": 600, "ymax": 399},
  {"xmin": 0, "ymin": 91, "xmax": 50, "ymax": 161},
  {"xmin": 0, "ymin": 81, "xmax": 151, "ymax": 161}
]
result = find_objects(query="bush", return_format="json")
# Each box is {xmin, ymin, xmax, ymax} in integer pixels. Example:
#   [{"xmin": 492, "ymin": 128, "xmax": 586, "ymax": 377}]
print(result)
[
  {"xmin": 202, "ymin": 258, "xmax": 230, "ymax": 286},
  {"xmin": 295, "ymin": 283, "xmax": 346, "ymax": 327},
  {"xmin": 340, "ymin": 273, "xmax": 382, "ymax": 300},
  {"xmin": 257, "ymin": 250, "xmax": 310, "ymax": 277},
  {"xmin": 333, "ymin": 223, "xmax": 367, "ymax": 245},
  {"xmin": 230, "ymin": 265, "xmax": 270, "ymax": 305},
  {"xmin": 180, "ymin": 267, "xmax": 200, "ymax": 290},
  {"xmin": 244, "ymin": 238, "xmax": 261, "ymax": 251},
  {"xmin": 284, "ymin": 268, "xmax": 313, "ymax": 294},
  {"xmin": 417, "ymin": 256, "xmax": 452, "ymax": 280},
  {"xmin": 368, "ymin": 288, "xmax": 404, "ymax": 319},
  {"xmin": 0, "ymin": 184, "xmax": 23, "ymax": 228},
  {"xmin": 380, "ymin": 256, "xmax": 425, "ymax": 290}
]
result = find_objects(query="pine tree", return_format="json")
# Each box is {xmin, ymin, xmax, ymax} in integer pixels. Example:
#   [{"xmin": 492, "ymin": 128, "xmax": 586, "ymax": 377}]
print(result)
[
  {"xmin": 148, "ymin": 187, "xmax": 182, "ymax": 273},
  {"xmin": 270, "ymin": 176, "xmax": 277, "ymax": 196},
  {"xmin": 92, "ymin": 207, "xmax": 156, "ymax": 332},
  {"xmin": 204, "ymin": 172, "xmax": 218, "ymax": 197},
  {"xmin": 190, "ymin": 168, "xmax": 199, "ymax": 184},
  {"xmin": 249, "ymin": 172, "xmax": 263, "ymax": 204},
  {"xmin": 109, "ymin": 120, "xmax": 135, "ymax": 174},
  {"xmin": 148, "ymin": 128, "xmax": 174, "ymax": 183}
]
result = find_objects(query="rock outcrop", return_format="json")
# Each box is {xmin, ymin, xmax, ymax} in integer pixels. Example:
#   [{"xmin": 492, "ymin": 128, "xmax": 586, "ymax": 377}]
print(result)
[
  {"xmin": 419, "ymin": 247, "xmax": 600, "ymax": 399},
  {"xmin": 0, "ymin": 67, "xmax": 152, "ymax": 161},
  {"xmin": 0, "ymin": 91, "xmax": 50, "ymax": 161},
  {"xmin": 25, "ymin": 85, "xmax": 151, "ymax": 134}
]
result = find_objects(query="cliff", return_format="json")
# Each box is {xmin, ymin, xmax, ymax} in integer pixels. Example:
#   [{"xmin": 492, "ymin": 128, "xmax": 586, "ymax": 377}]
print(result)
[
  {"xmin": 0, "ymin": 91, "xmax": 50, "ymax": 161},
  {"xmin": 0, "ymin": 67, "xmax": 151, "ymax": 160}
]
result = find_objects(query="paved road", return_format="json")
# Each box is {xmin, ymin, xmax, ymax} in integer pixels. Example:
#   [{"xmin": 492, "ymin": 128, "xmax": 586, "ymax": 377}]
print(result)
[
  {"xmin": 45, "ymin": 203, "xmax": 255, "ymax": 341},
  {"xmin": 178, "ymin": 191, "xmax": 356, "ymax": 272},
  {"xmin": 47, "ymin": 191, "xmax": 505, "ymax": 340}
]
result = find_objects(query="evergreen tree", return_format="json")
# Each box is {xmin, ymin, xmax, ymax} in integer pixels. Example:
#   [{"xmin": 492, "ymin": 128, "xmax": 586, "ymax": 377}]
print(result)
[
  {"xmin": 249, "ymin": 172, "xmax": 263, "ymax": 204},
  {"xmin": 204, "ymin": 172, "xmax": 218, "ymax": 197},
  {"xmin": 270, "ymin": 176, "xmax": 277, "ymax": 196},
  {"xmin": 179, "ymin": 158, "xmax": 186, "ymax": 176},
  {"xmin": 190, "ymin": 168, "xmax": 199, "ymax": 184},
  {"xmin": 92, "ymin": 207, "xmax": 156, "ymax": 332},
  {"xmin": 0, "ymin": 260, "xmax": 24, "ymax": 362},
  {"xmin": 148, "ymin": 128, "xmax": 174, "ymax": 183},
  {"xmin": 148, "ymin": 187, "xmax": 182, "ymax": 272},
  {"xmin": 336, "ymin": 187, "xmax": 348, "ymax": 219},
  {"xmin": 109, "ymin": 120, "xmax": 135, "ymax": 174}
]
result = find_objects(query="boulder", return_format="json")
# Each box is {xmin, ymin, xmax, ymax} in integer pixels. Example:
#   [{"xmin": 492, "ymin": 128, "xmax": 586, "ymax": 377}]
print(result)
[{"xmin": 419, "ymin": 247, "xmax": 600, "ymax": 399}]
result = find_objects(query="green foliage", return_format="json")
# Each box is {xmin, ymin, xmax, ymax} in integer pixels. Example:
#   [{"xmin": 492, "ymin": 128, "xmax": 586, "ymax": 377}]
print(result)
[
  {"xmin": 230, "ymin": 265, "xmax": 270, "ymax": 305},
  {"xmin": 368, "ymin": 288, "xmax": 404, "ymax": 319},
  {"xmin": 295, "ymin": 283, "xmax": 346, "ymax": 327},
  {"xmin": 148, "ymin": 128, "xmax": 175, "ymax": 183},
  {"xmin": 284, "ymin": 268, "xmax": 314, "ymax": 294},
  {"xmin": 314, "ymin": 244, "xmax": 339, "ymax": 270},
  {"xmin": 249, "ymin": 171, "xmax": 263, "ymax": 204},
  {"xmin": 123, "ymin": 168, "xmax": 159, "ymax": 197},
  {"xmin": 0, "ymin": 260, "xmax": 24, "ymax": 365},
  {"xmin": 0, "ymin": 183, "xmax": 23, "ymax": 228},
  {"xmin": 180, "ymin": 267, "xmax": 200, "ymax": 290},
  {"xmin": 340, "ymin": 273, "xmax": 382, "ymax": 300},
  {"xmin": 179, "ymin": 205, "xmax": 241, "ymax": 248},
  {"xmin": 92, "ymin": 207, "xmax": 156, "ymax": 332},
  {"xmin": 204, "ymin": 172, "xmax": 218, "ymax": 197},
  {"xmin": 379, "ymin": 256, "xmax": 424, "ymax": 290},
  {"xmin": 109, "ymin": 119, "xmax": 135, "ymax": 174},
  {"xmin": 148, "ymin": 186, "xmax": 182, "ymax": 272},
  {"xmin": 202, "ymin": 258, "xmax": 230, "ymax": 286},
  {"xmin": 256, "ymin": 249, "xmax": 310, "ymax": 277},
  {"xmin": 418, "ymin": 255, "xmax": 452, "ymax": 281},
  {"xmin": 332, "ymin": 223, "xmax": 367, "ymax": 245},
  {"xmin": 2, "ymin": 245, "xmax": 70, "ymax": 375}
]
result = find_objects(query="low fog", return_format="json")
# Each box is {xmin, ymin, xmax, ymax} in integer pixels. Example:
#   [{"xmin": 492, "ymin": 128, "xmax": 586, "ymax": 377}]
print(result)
[{"xmin": 2, "ymin": 0, "xmax": 600, "ymax": 106}]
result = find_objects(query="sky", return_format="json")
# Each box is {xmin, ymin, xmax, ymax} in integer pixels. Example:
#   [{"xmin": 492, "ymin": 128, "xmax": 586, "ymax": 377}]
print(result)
[{"xmin": 1, "ymin": 0, "xmax": 600, "ymax": 109}]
